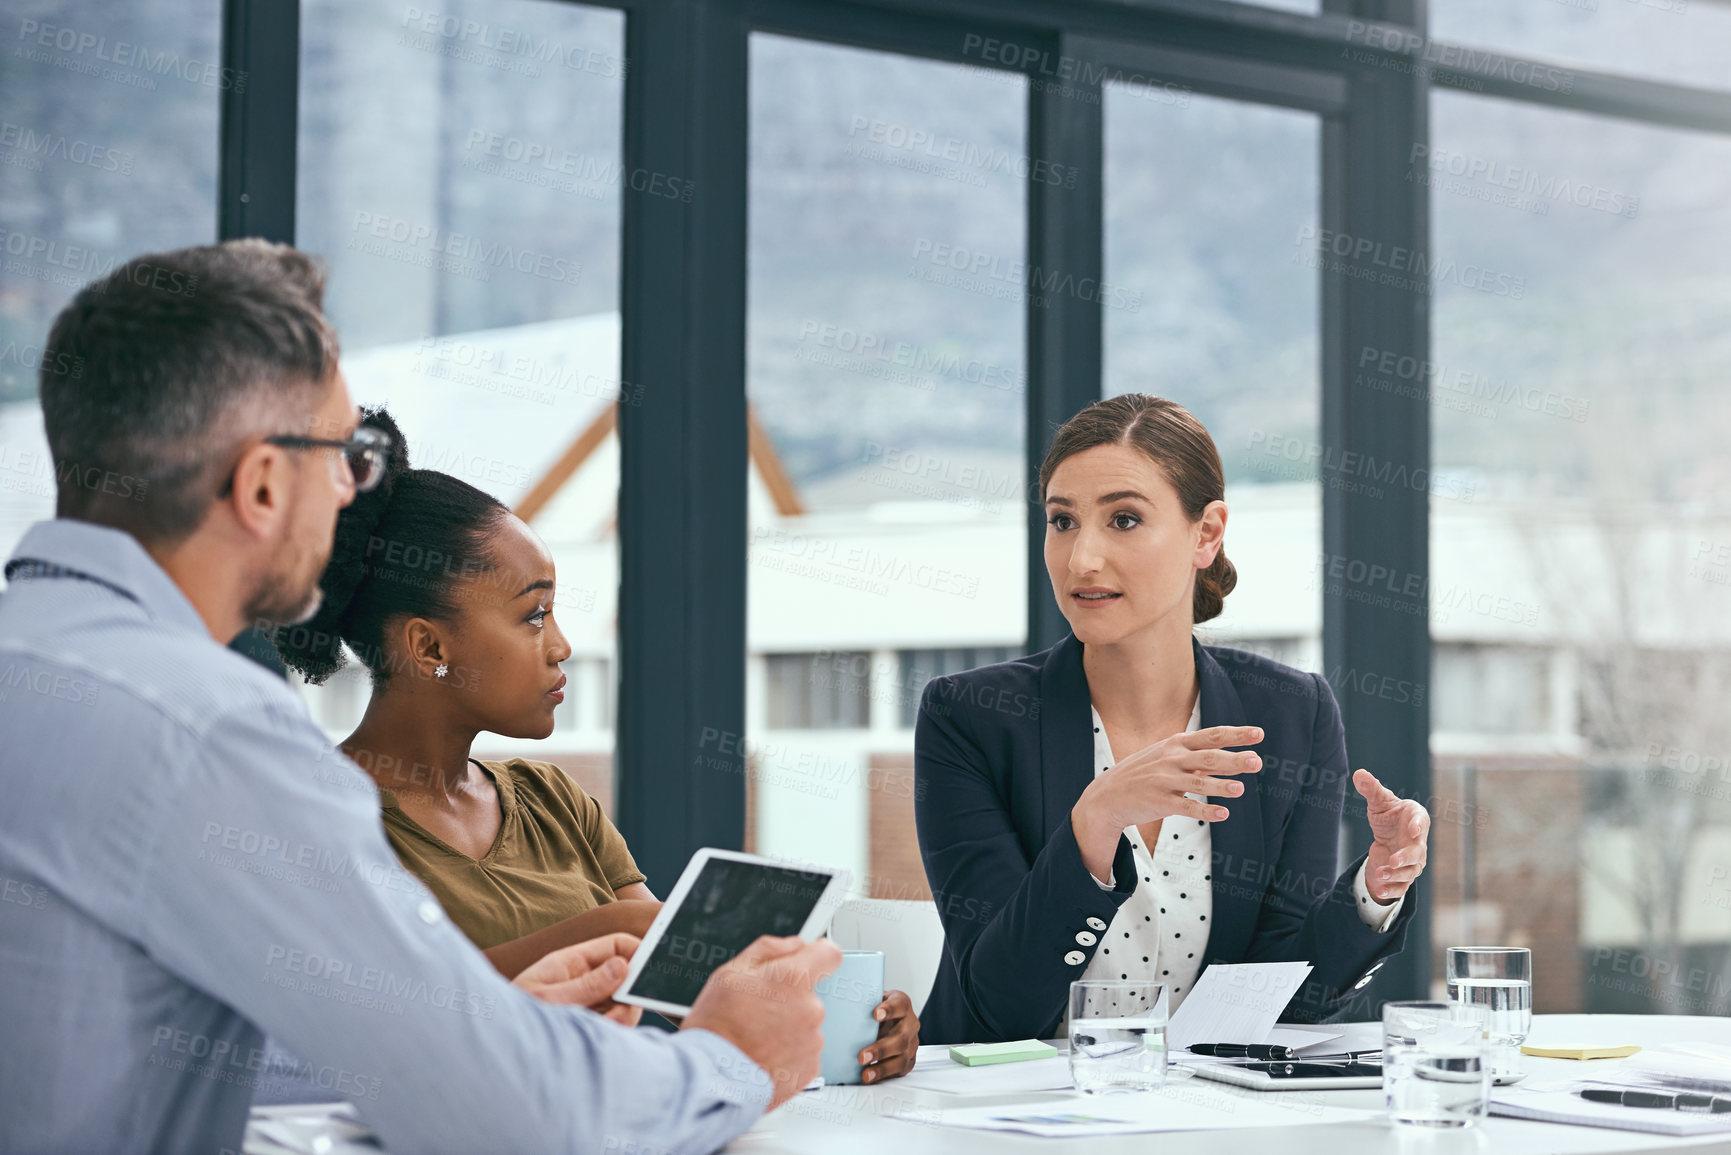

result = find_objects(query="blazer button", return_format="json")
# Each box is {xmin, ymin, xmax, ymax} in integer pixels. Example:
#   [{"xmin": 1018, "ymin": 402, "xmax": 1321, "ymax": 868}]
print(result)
[
  {"xmin": 1075, "ymin": 931, "xmax": 1097, "ymax": 947},
  {"xmin": 1086, "ymin": 917, "xmax": 1107, "ymax": 932},
  {"xmin": 1352, "ymin": 961, "xmax": 1386, "ymax": 990},
  {"xmin": 1065, "ymin": 950, "xmax": 1086, "ymax": 966}
]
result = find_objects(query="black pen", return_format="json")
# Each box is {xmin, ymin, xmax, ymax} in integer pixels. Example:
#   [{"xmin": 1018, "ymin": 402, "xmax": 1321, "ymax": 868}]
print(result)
[
  {"xmin": 1188, "ymin": 1044, "xmax": 1295, "ymax": 1060},
  {"xmin": 1580, "ymin": 1089, "xmax": 1731, "ymax": 1113}
]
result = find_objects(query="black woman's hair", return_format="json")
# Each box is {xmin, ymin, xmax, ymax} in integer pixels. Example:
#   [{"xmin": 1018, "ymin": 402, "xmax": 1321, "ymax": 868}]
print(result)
[{"xmin": 272, "ymin": 406, "xmax": 508, "ymax": 686}]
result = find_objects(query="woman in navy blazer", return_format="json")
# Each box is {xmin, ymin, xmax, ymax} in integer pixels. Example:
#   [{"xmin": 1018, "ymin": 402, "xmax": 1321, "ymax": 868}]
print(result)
[{"xmin": 914, "ymin": 395, "xmax": 1432, "ymax": 1044}]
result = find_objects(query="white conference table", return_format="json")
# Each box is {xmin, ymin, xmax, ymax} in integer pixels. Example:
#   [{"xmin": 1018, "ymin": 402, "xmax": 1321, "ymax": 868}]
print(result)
[
  {"xmin": 725, "ymin": 1016, "xmax": 1731, "ymax": 1155},
  {"xmin": 243, "ymin": 1015, "xmax": 1731, "ymax": 1154}
]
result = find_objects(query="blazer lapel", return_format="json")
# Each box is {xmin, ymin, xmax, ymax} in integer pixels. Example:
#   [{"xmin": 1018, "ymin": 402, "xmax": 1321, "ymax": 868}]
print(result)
[
  {"xmin": 1195, "ymin": 640, "xmax": 1265, "ymax": 966},
  {"xmin": 1039, "ymin": 634, "xmax": 1095, "ymax": 844}
]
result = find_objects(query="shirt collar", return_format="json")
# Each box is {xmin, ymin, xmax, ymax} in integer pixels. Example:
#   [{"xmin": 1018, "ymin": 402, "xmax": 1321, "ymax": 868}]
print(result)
[{"xmin": 4, "ymin": 518, "xmax": 213, "ymax": 639}]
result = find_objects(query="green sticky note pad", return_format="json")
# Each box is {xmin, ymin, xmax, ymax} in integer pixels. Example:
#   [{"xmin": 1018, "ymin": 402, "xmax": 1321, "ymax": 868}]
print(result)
[{"xmin": 948, "ymin": 1040, "xmax": 1059, "ymax": 1067}]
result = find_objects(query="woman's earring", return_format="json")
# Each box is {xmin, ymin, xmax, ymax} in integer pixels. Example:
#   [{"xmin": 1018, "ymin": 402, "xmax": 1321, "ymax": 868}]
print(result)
[{"xmin": 435, "ymin": 664, "xmax": 448, "ymax": 679}]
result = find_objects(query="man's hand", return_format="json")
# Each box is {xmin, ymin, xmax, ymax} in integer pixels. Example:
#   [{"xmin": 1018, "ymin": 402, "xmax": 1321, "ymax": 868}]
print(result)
[
  {"xmin": 512, "ymin": 932, "xmax": 643, "ymax": 1027},
  {"xmin": 683, "ymin": 935, "xmax": 842, "ymax": 1110},
  {"xmin": 1356, "ymin": 769, "xmax": 1430, "ymax": 904},
  {"xmin": 858, "ymin": 989, "xmax": 919, "ymax": 1083}
]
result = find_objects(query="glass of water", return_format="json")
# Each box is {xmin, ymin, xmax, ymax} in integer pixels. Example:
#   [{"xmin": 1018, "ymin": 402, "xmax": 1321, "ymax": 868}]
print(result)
[
  {"xmin": 1068, "ymin": 981, "xmax": 1167, "ymax": 1094},
  {"xmin": 1446, "ymin": 946, "xmax": 1533, "ymax": 1050},
  {"xmin": 1383, "ymin": 1001, "xmax": 1491, "ymax": 1128}
]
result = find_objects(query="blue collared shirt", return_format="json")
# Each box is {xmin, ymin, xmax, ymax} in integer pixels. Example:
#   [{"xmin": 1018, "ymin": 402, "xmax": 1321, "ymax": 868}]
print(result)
[{"xmin": 0, "ymin": 519, "xmax": 769, "ymax": 1155}]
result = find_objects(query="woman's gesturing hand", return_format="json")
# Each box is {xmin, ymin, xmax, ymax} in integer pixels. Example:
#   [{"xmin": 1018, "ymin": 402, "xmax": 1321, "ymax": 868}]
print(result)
[
  {"xmin": 1070, "ymin": 724, "xmax": 1264, "ymax": 884},
  {"xmin": 1355, "ymin": 769, "xmax": 1430, "ymax": 903}
]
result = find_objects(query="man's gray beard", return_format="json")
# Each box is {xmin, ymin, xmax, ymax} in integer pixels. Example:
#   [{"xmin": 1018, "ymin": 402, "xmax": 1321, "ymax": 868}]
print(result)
[{"xmin": 245, "ymin": 581, "xmax": 323, "ymax": 629}]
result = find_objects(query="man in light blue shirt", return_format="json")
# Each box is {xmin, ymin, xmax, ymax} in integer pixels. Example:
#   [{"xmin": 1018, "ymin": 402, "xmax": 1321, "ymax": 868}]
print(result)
[{"xmin": 0, "ymin": 240, "xmax": 836, "ymax": 1155}]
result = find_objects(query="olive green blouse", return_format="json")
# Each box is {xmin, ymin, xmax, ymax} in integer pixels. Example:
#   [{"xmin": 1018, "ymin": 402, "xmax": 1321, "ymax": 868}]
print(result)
[{"xmin": 380, "ymin": 757, "xmax": 645, "ymax": 950}]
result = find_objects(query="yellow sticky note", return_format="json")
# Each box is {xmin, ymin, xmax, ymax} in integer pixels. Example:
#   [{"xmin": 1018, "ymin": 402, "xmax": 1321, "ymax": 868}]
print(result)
[{"xmin": 1520, "ymin": 1044, "xmax": 1641, "ymax": 1061}]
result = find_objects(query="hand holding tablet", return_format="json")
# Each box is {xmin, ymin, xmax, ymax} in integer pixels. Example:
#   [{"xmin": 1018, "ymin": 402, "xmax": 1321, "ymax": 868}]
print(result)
[
  {"xmin": 512, "ymin": 932, "xmax": 644, "ymax": 1027},
  {"xmin": 615, "ymin": 848, "xmax": 850, "ymax": 1016},
  {"xmin": 609, "ymin": 849, "xmax": 851, "ymax": 1110},
  {"xmin": 686, "ymin": 935, "xmax": 842, "ymax": 1108}
]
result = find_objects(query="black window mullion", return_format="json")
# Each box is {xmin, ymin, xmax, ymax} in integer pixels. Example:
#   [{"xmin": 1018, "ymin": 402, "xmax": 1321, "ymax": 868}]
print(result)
[
  {"xmin": 219, "ymin": 0, "xmax": 299, "ymax": 245},
  {"xmin": 1025, "ymin": 35, "xmax": 1103, "ymax": 653},
  {"xmin": 1321, "ymin": 38, "xmax": 1433, "ymax": 1008},
  {"xmin": 220, "ymin": 0, "xmax": 299, "ymax": 677},
  {"xmin": 615, "ymin": 0, "xmax": 751, "ymax": 892}
]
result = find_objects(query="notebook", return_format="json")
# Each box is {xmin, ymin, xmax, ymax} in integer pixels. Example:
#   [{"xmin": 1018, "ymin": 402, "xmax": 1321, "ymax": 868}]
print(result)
[{"xmin": 1490, "ymin": 1087, "xmax": 1731, "ymax": 1136}]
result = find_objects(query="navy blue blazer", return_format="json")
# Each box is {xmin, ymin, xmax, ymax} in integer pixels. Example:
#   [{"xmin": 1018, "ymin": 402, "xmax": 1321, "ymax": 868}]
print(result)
[{"xmin": 913, "ymin": 634, "xmax": 1414, "ymax": 1044}]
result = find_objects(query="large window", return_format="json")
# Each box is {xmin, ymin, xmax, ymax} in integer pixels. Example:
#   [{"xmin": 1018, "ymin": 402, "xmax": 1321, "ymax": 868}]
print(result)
[
  {"xmin": 1431, "ymin": 0, "xmax": 1731, "ymax": 92},
  {"xmin": 8, "ymin": 0, "xmax": 1730, "ymax": 1006},
  {"xmin": 1428, "ymin": 90, "xmax": 1731, "ymax": 1011},
  {"xmin": 0, "ymin": 0, "xmax": 220, "ymax": 556},
  {"xmin": 295, "ymin": 0, "xmax": 625, "ymax": 810},
  {"xmin": 744, "ymin": 33, "xmax": 1028, "ymax": 899},
  {"xmin": 1104, "ymin": 84, "xmax": 1323, "ymax": 672}
]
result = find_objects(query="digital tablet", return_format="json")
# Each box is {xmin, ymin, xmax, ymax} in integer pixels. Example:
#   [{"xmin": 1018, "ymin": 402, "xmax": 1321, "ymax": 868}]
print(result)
[
  {"xmin": 1192, "ymin": 1060, "xmax": 1385, "ymax": 1091},
  {"xmin": 614, "ymin": 848, "xmax": 851, "ymax": 1018}
]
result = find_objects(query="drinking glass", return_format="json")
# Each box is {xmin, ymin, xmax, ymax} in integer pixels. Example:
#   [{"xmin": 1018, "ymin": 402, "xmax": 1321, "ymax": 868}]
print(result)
[
  {"xmin": 1382, "ymin": 1001, "xmax": 1491, "ymax": 1128},
  {"xmin": 1068, "ymin": 981, "xmax": 1167, "ymax": 1094},
  {"xmin": 1446, "ymin": 946, "xmax": 1533, "ymax": 1049}
]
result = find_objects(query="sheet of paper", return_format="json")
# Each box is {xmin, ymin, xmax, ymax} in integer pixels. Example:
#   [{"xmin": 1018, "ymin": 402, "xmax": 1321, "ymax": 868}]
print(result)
[
  {"xmin": 933, "ymin": 1082, "xmax": 1373, "ymax": 1137},
  {"xmin": 1165, "ymin": 962, "xmax": 1313, "ymax": 1053},
  {"xmin": 245, "ymin": 1103, "xmax": 378, "ymax": 1155},
  {"xmin": 897, "ymin": 1045, "xmax": 1074, "ymax": 1095}
]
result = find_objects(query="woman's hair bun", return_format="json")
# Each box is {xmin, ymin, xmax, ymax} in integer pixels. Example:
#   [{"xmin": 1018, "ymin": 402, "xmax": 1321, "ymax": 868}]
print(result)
[{"xmin": 1194, "ymin": 550, "xmax": 1237, "ymax": 625}]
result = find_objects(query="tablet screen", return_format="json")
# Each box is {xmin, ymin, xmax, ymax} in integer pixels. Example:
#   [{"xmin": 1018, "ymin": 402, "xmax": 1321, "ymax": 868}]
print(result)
[{"xmin": 627, "ymin": 857, "xmax": 835, "ymax": 1008}]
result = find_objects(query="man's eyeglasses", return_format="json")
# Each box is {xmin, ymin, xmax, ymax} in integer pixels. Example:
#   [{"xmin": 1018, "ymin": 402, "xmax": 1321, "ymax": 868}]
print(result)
[{"xmin": 218, "ymin": 426, "xmax": 393, "ymax": 496}]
